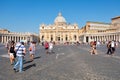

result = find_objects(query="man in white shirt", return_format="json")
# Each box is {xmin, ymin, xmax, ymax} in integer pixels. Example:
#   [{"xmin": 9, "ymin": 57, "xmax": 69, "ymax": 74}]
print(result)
[
  {"xmin": 111, "ymin": 40, "xmax": 115, "ymax": 55},
  {"xmin": 13, "ymin": 42, "xmax": 26, "ymax": 73},
  {"xmin": 49, "ymin": 41, "xmax": 53, "ymax": 53}
]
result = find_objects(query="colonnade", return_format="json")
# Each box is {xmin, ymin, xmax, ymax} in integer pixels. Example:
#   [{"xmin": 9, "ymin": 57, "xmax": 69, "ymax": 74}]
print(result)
[
  {"xmin": 0, "ymin": 34, "xmax": 32, "ymax": 43},
  {"xmin": 84, "ymin": 32, "xmax": 120, "ymax": 43}
]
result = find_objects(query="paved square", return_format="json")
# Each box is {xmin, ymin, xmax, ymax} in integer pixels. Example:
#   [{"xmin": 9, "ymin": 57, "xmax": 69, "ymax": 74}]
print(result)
[{"xmin": 0, "ymin": 44, "xmax": 120, "ymax": 80}]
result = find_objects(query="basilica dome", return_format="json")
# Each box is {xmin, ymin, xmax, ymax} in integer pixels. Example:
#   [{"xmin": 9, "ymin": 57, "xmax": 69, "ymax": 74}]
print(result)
[{"xmin": 54, "ymin": 12, "xmax": 66, "ymax": 23}]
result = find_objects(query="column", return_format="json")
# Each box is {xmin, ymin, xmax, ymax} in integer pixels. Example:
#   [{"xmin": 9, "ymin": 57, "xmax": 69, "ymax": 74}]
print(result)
[
  {"xmin": 4, "ymin": 36, "xmax": 6, "ymax": 43},
  {"xmin": 12, "ymin": 36, "xmax": 13, "ymax": 41},
  {"xmin": 26, "ymin": 36, "xmax": 28, "ymax": 42},
  {"xmin": 53, "ymin": 33, "xmax": 55, "ymax": 41},
  {"xmin": 100, "ymin": 36, "xmax": 101, "ymax": 42},
  {"xmin": 112, "ymin": 35, "xmax": 114, "ymax": 40},
  {"xmin": 6, "ymin": 36, "xmax": 8, "ymax": 43},
  {"xmin": 63, "ymin": 33, "xmax": 65, "ymax": 42},
  {"xmin": 2, "ymin": 35, "xmax": 3, "ymax": 43},
  {"xmin": 77, "ymin": 33, "xmax": 79, "ymax": 42},
  {"xmin": 20, "ymin": 36, "xmax": 22, "ymax": 41},
  {"xmin": 108, "ymin": 35, "xmax": 110, "ymax": 41},
  {"xmin": 9, "ymin": 36, "xmax": 11, "ymax": 41},
  {"xmin": 88, "ymin": 36, "xmax": 91, "ymax": 43},
  {"xmin": 16, "ymin": 36, "xmax": 18, "ymax": 42},
  {"xmin": 112, "ymin": 34, "xmax": 115, "ymax": 40},
  {"xmin": 83, "ymin": 35, "xmax": 86, "ymax": 43},
  {"xmin": 117, "ymin": 34, "xmax": 119, "ymax": 41},
  {"xmin": 95, "ymin": 36, "xmax": 97, "ymax": 41},
  {"xmin": 17, "ymin": 36, "xmax": 19, "ymax": 42},
  {"xmin": 119, "ymin": 34, "xmax": 120, "ymax": 42},
  {"xmin": 96, "ymin": 36, "xmax": 98, "ymax": 41},
  {"xmin": 67, "ymin": 32, "xmax": 69, "ymax": 42},
  {"xmin": 114, "ymin": 35, "xmax": 116, "ymax": 41},
  {"xmin": 102, "ymin": 36, "xmax": 103, "ymax": 42},
  {"xmin": 49, "ymin": 33, "xmax": 52, "ymax": 42}
]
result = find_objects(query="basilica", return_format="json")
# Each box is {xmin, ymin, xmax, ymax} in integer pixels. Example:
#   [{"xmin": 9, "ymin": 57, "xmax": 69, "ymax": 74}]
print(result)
[
  {"xmin": 39, "ymin": 13, "xmax": 120, "ymax": 43},
  {"xmin": 0, "ymin": 13, "xmax": 120, "ymax": 44},
  {"xmin": 39, "ymin": 13, "xmax": 80, "ymax": 44}
]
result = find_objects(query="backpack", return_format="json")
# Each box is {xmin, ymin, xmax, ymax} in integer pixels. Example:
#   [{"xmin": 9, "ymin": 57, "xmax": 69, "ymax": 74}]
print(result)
[
  {"xmin": 29, "ymin": 47, "xmax": 32, "ymax": 51},
  {"xmin": 45, "ymin": 43, "xmax": 49, "ymax": 48}
]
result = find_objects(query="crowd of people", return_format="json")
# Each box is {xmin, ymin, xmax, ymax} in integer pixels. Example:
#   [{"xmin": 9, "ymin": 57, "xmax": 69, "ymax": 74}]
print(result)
[
  {"xmin": 89, "ymin": 40, "xmax": 118, "ymax": 56},
  {"xmin": 6, "ymin": 41, "xmax": 26, "ymax": 72},
  {"xmin": 106, "ymin": 40, "xmax": 118, "ymax": 56},
  {"xmin": 5, "ymin": 40, "xmax": 54, "ymax": 73},
  {"xmin": 4, "ymin": 40, "xmax": 119, "ymax": 73}
]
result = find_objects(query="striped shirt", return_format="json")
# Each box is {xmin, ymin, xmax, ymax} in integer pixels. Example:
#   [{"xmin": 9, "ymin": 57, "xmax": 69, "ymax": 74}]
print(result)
[{"xmin": 15, "ymin": 43, "xmax": 25, "ymax": 56}]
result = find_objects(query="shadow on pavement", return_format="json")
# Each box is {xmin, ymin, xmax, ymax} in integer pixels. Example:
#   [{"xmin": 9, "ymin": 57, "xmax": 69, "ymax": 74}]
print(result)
[
  {"xmin": 24, "ymin": 60, "xmax": 33, "ymax": 64},
  {"xmin": 34, "ymin": 56, "xmax": 41, "ymax": 59},
  {"xmin": 23, "ymin": 63, "xmax": 36, "ymax": 71},
  {"xmin": 24, "ymin": 56, "xmax": 41, "ymax": 64}
]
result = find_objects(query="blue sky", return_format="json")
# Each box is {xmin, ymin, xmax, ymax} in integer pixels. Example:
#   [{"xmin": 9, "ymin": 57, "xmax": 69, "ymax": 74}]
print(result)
[{"xmin": 0, "ymin": 0, "xmax": 120, "ymax": 34}]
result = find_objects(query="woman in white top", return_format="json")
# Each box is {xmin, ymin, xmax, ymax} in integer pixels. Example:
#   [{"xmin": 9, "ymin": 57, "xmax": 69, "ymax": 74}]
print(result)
[{"xmin": 49, "ymin": 41, "xmax": 53, "ymax": 53}]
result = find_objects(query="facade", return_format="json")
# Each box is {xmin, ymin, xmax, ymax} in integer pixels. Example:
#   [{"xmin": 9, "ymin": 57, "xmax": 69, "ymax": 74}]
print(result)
[
  {"xmin": 39, "ymin": 13, "xmax": 120, "ymax": 43},
  {"xmin": 0, "ymin": 29, "xmax": 39, "ymax": 44},
  {"xmin": 83, "ymin": 16, "xmax": 120, "ymax": 43},
  {"xmin": 39, "ymin": 13, "xmax": 79, "ymax": 43}
]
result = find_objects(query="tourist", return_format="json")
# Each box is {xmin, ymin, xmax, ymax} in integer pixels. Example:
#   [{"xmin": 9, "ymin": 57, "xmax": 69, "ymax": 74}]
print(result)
[
  {"xmin": 44, "ymin": 41, "xmax": 49, "ymax": 54},
  {"xmin": 49, "ymin": 41, "xmax": 53, "ymax": 53},
  {"xmin": 8, "ymin": 41, "xmax": 16, "ymax": 65},
  {"xmin": 29, "ymin": 41, "xmax": 36, "ymax": 61},
  {"xmin": 13, "ymin": 41, "xmax": 26, "ymax": 73},
  {"xmin": 111, "ymin": 40, "xmax": 116, "ymax": 55},
  {"xmin": 106, "ymin": 41, "xmax": 112, "ymax": 55},
  {"xmin": 90, "ymin": 41, "xmax": 97, "ymax": 55}
]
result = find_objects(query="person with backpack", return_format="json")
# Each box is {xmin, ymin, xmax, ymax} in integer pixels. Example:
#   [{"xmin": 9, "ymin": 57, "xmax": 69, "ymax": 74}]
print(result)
[
  {"xmin": 44, "ymin": 41, "xmax": 49, "ymax": 54},
  {"xmin": 8, "ymin": 41, "xmax": 16, "ymax": 65},
  {"xmin": 29, "ymin": 41, "xmax": 36, "ymax": 61},
  {"xmin": 13, "ymin": 41, "xmax": 26, "ymax": 73},
  {"xmin": 90, "ymin": 41, "xmax": 97, "ymax": 55},
  {"xmin": 106, "ymin": 41, "xmax": 112, "ymax": 55}
]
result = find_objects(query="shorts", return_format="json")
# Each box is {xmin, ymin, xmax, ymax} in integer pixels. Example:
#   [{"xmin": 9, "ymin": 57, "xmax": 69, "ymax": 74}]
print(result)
[{"xmin": 10, "ymin": 53, "xmax": 14, "ymax": 58}]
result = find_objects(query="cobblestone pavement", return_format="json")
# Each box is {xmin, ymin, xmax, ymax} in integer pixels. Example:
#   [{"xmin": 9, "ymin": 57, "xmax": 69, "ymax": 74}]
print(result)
[{"xmin": 0, "ymin": 44, "xmax": 120, "ymax": 80}]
